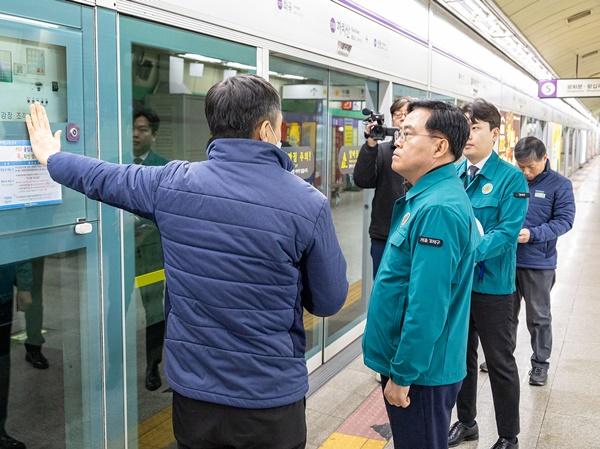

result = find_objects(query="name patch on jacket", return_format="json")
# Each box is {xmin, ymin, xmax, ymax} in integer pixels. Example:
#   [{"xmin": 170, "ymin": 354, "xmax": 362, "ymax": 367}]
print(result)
[
  {"xmin": 418, "ymin": 236, "xmax": 443, "ymax": 247},
  {"xmin": 513, "ymin": 192, "xmax": 529, "ymax": 199}
]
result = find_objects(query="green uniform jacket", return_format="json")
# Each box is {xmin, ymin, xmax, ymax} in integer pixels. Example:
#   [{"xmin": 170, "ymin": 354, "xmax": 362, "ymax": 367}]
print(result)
[
  {"xmin": 135, "ymin": 150, "xmax": 169, "ymax": 276},
  {"xmin": 363, "ymin": 163, "xmax": 481, "ymax": 387},
  {"xmin": 456, "ymin": 151, "xmax": 528, "ymax": 295},
  {"xmin": 135, "ymin": 150, "xmax": 169, "ymax": 324}
]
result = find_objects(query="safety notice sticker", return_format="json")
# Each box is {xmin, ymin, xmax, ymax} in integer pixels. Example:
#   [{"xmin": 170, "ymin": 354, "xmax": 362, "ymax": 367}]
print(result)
[{"xmin": 0, "ymin": 140, "xmax": 62, "ymax": 210}]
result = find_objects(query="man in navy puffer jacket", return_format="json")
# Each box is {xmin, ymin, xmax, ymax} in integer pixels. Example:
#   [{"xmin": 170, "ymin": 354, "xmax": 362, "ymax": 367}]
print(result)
[
  {"xmin": 514, "ymin": 136, "xmax": 575, "ymax": 387},
  {"xmin": 25, "ymin": 75, "xmax": 348, "ymax": 449}
]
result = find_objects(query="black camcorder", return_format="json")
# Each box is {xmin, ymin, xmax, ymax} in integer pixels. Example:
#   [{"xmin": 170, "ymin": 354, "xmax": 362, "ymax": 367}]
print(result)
[{"xmin": 362, "ymin": 108, "xmax": 399, "ymax": 141}]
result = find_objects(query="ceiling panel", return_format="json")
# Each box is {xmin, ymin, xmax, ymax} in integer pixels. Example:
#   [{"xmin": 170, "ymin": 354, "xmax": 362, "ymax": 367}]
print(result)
[{"xmin": 493, "ymin": 0, "xmax": 600, "ymax": 116}]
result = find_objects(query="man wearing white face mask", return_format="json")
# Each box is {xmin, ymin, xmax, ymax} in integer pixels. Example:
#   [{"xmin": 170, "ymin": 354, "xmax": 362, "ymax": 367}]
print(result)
[
  {"xmin": 25, "ymin": 74, "xmax": 348, "ymax": 449},
  {"xmin": 267, "ymin": 122, "xmax": 283, "ymax": 149}
]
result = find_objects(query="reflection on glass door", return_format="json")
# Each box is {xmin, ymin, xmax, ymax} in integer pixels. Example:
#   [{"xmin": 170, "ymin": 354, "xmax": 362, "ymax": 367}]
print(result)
[
  {"xmin": 325, "ymin": 72, "xmax": 378, "ymax": 354},
  {"xmin": 120, "ymin": 16, "xmax": 256, "ymax": 449},
  {"xmin": 269, "ymin": 54, "xmax": 328, "ymax": 364},
  {"xmin": 429, "ymin": 91, "xmax": 457, "ymax": 104},
  {"xmin": 0, "ymin": 8, "xmax": 102, "ymax": 449},
  {"xmin": 393, "ymin": 83, "xmax": 427, "ymax": 101},
  {"xmin": 0, "ymin": 232, "xmax": 102, "ymax": 449}
]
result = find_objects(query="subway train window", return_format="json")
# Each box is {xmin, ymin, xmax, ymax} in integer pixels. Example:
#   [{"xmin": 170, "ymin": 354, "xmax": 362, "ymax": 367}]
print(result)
[
  {"xmin": 119, "ymin": 17, "xmax": 256, "ymax": 449},
  {"xmin": 325, "ymin": 72, "xmax": 378, "ymax": 349}
]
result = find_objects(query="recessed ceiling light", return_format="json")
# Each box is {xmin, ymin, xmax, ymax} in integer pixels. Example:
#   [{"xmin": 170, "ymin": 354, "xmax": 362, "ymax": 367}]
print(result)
[{"xmin": 567, "ymin": 9, "xmax": 591, "ymax": 23}]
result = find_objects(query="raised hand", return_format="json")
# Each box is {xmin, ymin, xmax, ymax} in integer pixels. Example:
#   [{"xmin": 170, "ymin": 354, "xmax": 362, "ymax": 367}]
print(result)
[{"xmin": 25, "ymin": 102, "xmax": 62, "ymax": 166}]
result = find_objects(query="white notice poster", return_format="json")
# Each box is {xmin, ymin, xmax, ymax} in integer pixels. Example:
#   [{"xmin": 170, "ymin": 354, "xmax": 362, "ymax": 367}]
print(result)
[{"xmin": 0, "ymin": 140, "xmax": 62, "ymax": 210}]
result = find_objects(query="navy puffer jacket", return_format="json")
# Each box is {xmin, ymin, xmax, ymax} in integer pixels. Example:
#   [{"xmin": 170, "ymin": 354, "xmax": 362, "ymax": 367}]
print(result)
[
  {"xmin": 47, "ymin": 138, "xmax": 348, "ymax": 408},
  {"xmin": 517, "ymin": 161, "xmax": 575, "ymax": 270}
]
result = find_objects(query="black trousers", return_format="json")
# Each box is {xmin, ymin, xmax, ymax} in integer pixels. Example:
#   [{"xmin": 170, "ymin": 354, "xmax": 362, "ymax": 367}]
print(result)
[
  {"xmin": 381, "ymin": 376, "xmax": 461, "ymax": 449},
  {"xmin": 25, "ymin": 257, "xmax": 45, "ymax": 348},
  {"xmin": 0, "ymin": 299, "xmax": 13, "ymax": 433},
  {"xmin": 457, "ymin": 292, "xmax": 520, "ymax": 439},
  {"xmin": 514, "ymin": 268, "xmax": 556, "ymax": 369},
  {"xmin": 173, "ymin": 391, "xmax": 306, "ymax": 449}
]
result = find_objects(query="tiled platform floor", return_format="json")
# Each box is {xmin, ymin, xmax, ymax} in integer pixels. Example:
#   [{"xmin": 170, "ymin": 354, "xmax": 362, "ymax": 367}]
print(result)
[{"xmin": 307, "ymin": 156, "xmax": 600, "ymax": 449}]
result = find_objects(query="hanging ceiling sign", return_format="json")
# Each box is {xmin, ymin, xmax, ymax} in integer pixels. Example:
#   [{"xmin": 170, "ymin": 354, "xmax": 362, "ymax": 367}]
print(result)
[{"xmin": 538, "ymin": 78, "xmax": 600, "ymax": 98}]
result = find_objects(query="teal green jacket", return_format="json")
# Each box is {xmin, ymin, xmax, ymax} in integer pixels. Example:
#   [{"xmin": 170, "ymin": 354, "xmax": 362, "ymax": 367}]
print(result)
[
  {"xmin": 136, "ymin": 149, "xmax": 169, "ymax": 276},
  {"xmin": 363, "ymin": 163, "xmax": 481, "ymax": 386},
  {"xmin": 456, "ymin": 151, "xmax": 528, "ymax": 295}
]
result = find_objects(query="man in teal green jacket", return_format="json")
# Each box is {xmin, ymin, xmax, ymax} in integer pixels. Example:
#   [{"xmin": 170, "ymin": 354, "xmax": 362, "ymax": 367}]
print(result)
[
  {"xmin": 449, "ymin": 99, "xmax": 528, "ymax": 449},
  {"xmin": 363, "ymin": 100, "xmax": 480, "ymax": 449},
  {"xmin": 132, "ymin": 108, "xmax": 169, "ymax": 391}
]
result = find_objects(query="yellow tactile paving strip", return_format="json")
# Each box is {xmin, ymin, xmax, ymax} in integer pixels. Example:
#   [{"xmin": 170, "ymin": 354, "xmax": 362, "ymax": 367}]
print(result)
[
  {"xmin": 319, "ymin": 432, "xmax": 387, "ymax": 449},
  {"xmin": 135, "ymin": 281, "xmax": 365, "ymax": 449},
  {"xmin": 138, "ymin": 406, "xmax": 174, "ymax": 449}
]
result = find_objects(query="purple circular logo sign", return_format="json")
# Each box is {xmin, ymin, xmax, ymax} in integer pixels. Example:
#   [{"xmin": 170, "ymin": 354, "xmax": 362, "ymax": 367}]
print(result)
[
  {"xmin": 330, "ymin": 17, "xmax": 336, "ymax": 33},
  {"xmin": 277, "ymin": 0, "xmax": 283, "ymax": 9}
]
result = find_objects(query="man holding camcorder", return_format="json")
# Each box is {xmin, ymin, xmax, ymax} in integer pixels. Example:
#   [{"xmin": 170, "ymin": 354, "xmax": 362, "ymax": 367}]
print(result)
[{"xmin": 353, "ymin": 98, "xmax": 411, "ymax": 277}]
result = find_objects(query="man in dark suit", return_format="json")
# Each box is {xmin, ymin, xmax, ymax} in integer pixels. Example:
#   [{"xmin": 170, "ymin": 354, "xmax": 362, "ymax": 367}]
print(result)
[{"xmin": 133, "ymin": 108, "xmax": 169, "ymax": 391}]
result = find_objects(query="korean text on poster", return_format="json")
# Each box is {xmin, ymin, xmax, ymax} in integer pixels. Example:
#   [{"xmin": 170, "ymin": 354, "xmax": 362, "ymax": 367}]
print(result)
[{"xmin": 0, "ymin": 140, "xmax": 62, "ymax": 210}]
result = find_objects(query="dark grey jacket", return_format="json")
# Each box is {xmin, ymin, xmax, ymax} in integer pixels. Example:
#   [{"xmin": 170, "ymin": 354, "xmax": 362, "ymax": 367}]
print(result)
[{"xmin": 353, "ymin": 140, "xmax": 407, "ymax": 240}]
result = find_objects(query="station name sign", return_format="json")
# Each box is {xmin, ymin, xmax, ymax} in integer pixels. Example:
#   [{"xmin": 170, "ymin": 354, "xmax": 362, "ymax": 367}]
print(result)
[{"xmin": 538, "ymin": 78, "xmax": 600, "ymax": 98}]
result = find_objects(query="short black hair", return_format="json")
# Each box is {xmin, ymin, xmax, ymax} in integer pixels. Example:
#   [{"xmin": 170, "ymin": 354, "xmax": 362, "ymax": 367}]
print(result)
[
  {"xmin": 134, "ymin": 107, "xmax": 160, "ymax": 134},
  {"xmin": 407, "ymin": 100, "xmax": 470, "ymax": 161},
  {"xmin": 390, "ymin": 97, "xmax": 411, "ymax": 115},
  {"xmin": 462, "ymin": 98, "xmax": 501, "ymax": 130},
  {"xmin": 205, "ymin": 74, "xmax": 281, "ymax": 139},
  {"xmin": 514, "ymin": 136, "xmax": 547, "ymax": 161}
]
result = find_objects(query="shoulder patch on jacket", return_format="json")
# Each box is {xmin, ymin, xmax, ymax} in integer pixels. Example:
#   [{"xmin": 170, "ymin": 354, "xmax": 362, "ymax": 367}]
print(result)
[
  {"xmin": 513, "ymin": 192, "xmax": 529, "ymax": 199},
  {"xmin": 418, "ymin": 236, "xmax": 443, "ymax": 247}
]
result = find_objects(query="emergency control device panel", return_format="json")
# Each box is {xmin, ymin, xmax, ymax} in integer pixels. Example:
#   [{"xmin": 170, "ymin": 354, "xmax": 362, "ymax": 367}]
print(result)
[
  {"xmin": 0, "ymin": 14, "xmax": 93, "ymax": 236},
  {"xmin": 0, "ymin": 36, "xmax": 68, "ymax": 123}
]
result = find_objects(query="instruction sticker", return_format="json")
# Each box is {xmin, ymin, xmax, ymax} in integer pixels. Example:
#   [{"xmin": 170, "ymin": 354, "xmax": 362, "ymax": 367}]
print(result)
[{"xmin": 0, "ymin": 140, "xmax": 62, "ymax": 210}]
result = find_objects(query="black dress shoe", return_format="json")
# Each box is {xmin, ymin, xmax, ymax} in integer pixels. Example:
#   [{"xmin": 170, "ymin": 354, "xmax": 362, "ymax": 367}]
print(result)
[
  {"xmin": 0, "ymin": 432, "xmax": 26, "ymax": 449},
  {"xmin": 490, "ymin": 437, "xmax": 518, "ymax": 449},
  {"xmin": 529, "ymin": 367, "xmax": 548, "ymax": 386},
  {"xmin": 145, "ymin": 365, "xmax": 162, "ymax": 391},
  {"xmin": 25, "ymin": 349, "xmax": 49, "ymax": 370},
  {"xmin": 448, "ymin": 421, "xmax": 479, "ymax": 447}
]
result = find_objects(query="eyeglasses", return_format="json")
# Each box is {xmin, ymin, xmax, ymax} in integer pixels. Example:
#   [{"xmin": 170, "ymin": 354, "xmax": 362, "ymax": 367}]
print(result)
[
  {"xmin": 393, "ymin": 130, "xmax": 446, "ymax": 143},
  {"xmin": 392, "ymin": 111, "xmax": 407, "ymax": 119}
]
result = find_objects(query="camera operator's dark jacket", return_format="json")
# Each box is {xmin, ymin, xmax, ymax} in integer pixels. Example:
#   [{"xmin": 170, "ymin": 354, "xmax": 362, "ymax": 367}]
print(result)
[{"xmin": 353, "ymin": 140, "xmax": 407, "ymax": 240}]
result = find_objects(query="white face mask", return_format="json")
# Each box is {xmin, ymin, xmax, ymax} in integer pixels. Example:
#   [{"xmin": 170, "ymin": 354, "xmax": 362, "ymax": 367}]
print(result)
[{"xmin": 267, "ymin": 123, "xmax": 282, "ymax": 149}]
